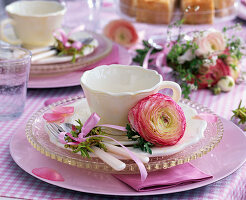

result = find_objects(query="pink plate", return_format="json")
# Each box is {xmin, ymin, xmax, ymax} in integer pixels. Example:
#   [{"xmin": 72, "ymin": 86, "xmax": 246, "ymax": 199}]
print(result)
[
  {"xmin": 9, "ymin": 118, "xmax": 246, "ymax": 196},
  {"xmin": 28, "ymin": 45, "xmax": 131, "ymax": 88}
]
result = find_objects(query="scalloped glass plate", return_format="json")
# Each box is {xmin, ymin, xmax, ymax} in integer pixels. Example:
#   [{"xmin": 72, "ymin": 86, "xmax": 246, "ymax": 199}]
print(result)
[{"xmin": 26, "ymin": 96, "xmax": 223, "ymax": 174}]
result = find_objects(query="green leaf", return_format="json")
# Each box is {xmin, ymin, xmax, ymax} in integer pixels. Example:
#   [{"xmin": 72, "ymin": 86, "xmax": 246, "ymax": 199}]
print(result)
[
  {"xmin": 63, "ymin": 119, "xmax": 108, "ymax": 158},
  {"xmin": 218, "ymin": 54, "xmax": 228, "ymax": 60},
  {"xmin": 126, "ymin": 124, "xmax": 154, "ymax": 154},
  {"xmin": 231, "ymin": 100, "xmax": 246, "ymax": 129},
  {"xmin": 229, "ymin": 63, "xmax": 237, "ymax": 70},
  {"xmin": 133, "ymin": 40, "xmax": 162, "ymax": 66},
  {"xmin": 143, "ymin": 40, "xmax": 151, "ymax": 48}
]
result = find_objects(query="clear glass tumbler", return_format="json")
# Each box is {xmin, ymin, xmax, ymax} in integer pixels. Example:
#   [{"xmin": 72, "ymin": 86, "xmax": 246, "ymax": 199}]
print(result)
[{"xmin": 0, "ymin": 46, "xmax": 31, "ymax": 121}]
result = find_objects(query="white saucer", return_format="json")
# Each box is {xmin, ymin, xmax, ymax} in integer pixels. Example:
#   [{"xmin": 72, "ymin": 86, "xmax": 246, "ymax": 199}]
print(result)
[{"xmin": 47, "ymin": 98, "xmax": 207, "ymax": 157}]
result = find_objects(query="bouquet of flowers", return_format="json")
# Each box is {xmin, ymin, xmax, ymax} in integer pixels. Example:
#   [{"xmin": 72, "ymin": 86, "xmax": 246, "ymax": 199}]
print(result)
[{"xmin": 134, "ymin": 23, "xmax": 245, "ymax": 98}]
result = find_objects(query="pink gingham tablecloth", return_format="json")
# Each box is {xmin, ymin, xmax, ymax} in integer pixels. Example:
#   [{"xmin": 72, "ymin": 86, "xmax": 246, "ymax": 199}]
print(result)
[
  {"xmin": 0, "ymin": 76, "xmax": 246, "ymax": 200},
  {"xmin": 1, "ymin": 1, "xmax": 246, "ymax": 199}
]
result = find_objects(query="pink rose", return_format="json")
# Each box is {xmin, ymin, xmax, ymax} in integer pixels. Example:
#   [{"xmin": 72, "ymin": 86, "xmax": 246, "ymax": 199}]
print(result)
[
  {"xmin": 195, "ymin": 30, "xmax": 226, "ymax": 57},
  {"xmin": 103, "ymin": 19, "xmax": 138, "ymax": 48}
]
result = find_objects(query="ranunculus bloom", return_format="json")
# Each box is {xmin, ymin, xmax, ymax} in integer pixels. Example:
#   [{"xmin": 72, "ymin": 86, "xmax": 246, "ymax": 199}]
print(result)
[
  {"xmin": 195, "ymin": 30, "xmax": 226, "ymax": 57},
  {"xmin": 195, "ymin": 58, "xmax": 231, "ymax": 89},
  {"xmin": 103, "ymin": 19, "xmax": 138, "ymax": 48},
  {"xmin": 128, "ymin": 93, "xmax": 186, "ymax": 146}
]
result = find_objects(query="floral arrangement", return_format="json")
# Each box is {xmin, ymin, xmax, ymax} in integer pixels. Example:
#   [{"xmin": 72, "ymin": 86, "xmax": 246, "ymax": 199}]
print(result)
[{"xmin": 134, "ymin": 22, "xmax": 245, "ymax": 98}]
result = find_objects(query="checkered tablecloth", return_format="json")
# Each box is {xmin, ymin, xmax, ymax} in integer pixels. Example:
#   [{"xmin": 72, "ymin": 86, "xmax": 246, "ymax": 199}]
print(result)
[
  {"xmin": 0, "ymin": 85, "xmax": 246, "ymax": 200},
  {"xmin": 1, "ymin": 1, "xmax": 246, "ymax": 199}
]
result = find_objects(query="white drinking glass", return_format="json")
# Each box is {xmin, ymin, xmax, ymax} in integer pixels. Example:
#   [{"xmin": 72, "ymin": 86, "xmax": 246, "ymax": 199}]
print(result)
[{"xmin": 0, "ymin": 46, "xmax": 31, "ymax": 121}]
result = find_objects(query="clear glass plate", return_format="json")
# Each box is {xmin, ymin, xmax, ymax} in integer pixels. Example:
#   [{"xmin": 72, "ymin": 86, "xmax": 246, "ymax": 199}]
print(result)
[{"xmin": 26, "ymin": 96, "xmax": 223, "ymax": 174}]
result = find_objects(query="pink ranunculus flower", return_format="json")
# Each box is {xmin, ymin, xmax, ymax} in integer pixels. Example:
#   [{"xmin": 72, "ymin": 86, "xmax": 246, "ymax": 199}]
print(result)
[
  {"xmin": 128, "ymin": 93, "xmax": 186, "ymax": 146},
  {"xmin": 103, "ymin": 19, "xmax": 138, "ymax": 48},
  {"xmin": 195, "ymin": 30, "xmax": 226, "ymax": 57}
]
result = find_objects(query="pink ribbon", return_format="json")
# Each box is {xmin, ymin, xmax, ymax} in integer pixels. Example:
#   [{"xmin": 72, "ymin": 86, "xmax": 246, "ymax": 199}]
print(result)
[
  {"xmin": 80, "ymin": 113, "xmax": 100, "ymax": 139},
  {"xmin": 53, "ymin": 25, "xmax": 85, "ymax": 50},
  {"xmin": 59, "ymin": 112, "xmax": 147, "ymax": 182}
]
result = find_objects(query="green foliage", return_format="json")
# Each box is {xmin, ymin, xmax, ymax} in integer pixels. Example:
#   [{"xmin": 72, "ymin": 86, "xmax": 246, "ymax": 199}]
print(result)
[
  {"xmin": 218, "ymin": 54, "xmax": 228, "ymax": 60},
  {"xmin": 56, "ymin": 39, "xmax": 94, "ymax": 63},
  {"xmin": 133, "ymin": 40, "xmax": 162, "ymax": 66},
  {"xmin": 227, "ymin": 38, "xmax": 244, "ymax": 60},
  {"xmin": 126, "ymin": 124, "xmax": 154, "ymax": 154},
  {"xmin": 231, "ymin": 100, "xmax": 246, "ymax": 129},
  {"xmin": 166, "ymin": 41, "xmax": 201, "ymax": 99},
  {"xmin": 64, "ymin": 120, "xmax": 107, "ymax": 158}
]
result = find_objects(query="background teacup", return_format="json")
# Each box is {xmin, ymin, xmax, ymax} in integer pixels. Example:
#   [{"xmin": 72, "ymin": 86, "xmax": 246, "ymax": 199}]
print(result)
[
  {"xmin": 0, "ymin": 0, "xmax": 66, "ymax": 49},
  {"xmin": 81, "ymin": 64, "xmax": 182, "ymax": 126}
]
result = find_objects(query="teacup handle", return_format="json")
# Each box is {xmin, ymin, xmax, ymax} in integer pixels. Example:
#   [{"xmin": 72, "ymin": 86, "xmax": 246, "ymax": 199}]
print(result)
[
  {"xmin": 0, "ymin": 18, "xmax": 22, "ymax": 45},
  {"xmin": 157, "ymin": 81, "xmax": 182, "ymax": 102}
]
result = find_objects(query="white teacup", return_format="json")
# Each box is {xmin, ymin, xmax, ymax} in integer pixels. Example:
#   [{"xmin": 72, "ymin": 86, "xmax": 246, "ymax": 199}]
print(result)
[
  {"xmin": 0, "ymin": 1, "xmax": 66, "ymax": 48},
  {"xmin": 81, "ymin": 65, "xmax": 182, "ymax": 126}
]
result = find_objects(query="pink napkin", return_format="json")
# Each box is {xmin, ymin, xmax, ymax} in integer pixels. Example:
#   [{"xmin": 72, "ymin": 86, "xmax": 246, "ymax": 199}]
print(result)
[{"xmin": 113, "ymin": 163, "xmax": 212, "ymax": 192}]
